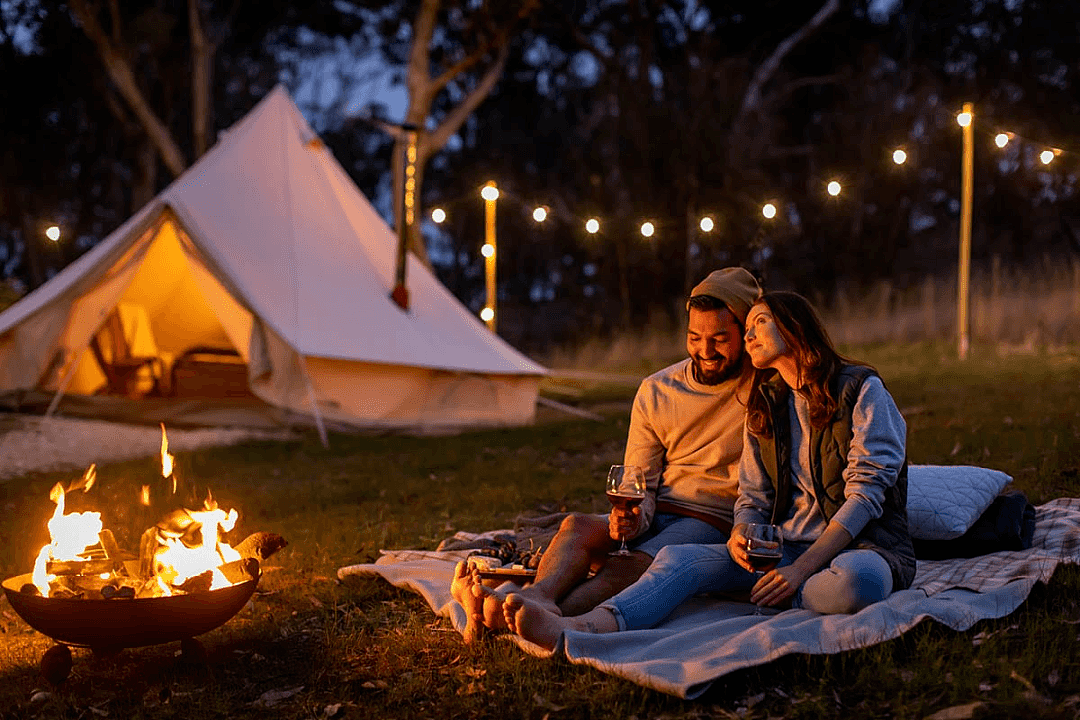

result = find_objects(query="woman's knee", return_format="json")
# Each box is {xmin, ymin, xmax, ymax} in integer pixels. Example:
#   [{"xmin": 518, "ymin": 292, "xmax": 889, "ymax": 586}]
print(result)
[{"xmin": 799, "ymin": 552, "xmax": 892, "ymax": 614}]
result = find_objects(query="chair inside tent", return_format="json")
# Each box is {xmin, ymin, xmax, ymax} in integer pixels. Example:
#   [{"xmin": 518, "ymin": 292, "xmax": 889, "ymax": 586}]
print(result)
[{"xmin": 67, "ymin": 215, "xmax": 256, "ymax": 402}]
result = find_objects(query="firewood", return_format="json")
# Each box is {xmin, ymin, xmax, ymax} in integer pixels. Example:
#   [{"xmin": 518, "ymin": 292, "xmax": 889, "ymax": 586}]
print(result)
[
  {"xmin": 138, "ymin": 526, "xmax": 159, "ymax": 580},
  {"xmin": 45, "ymin": 557, "xmax": 115, "ymax": 576},
  {"xmin": 234, "ymin": 532, "xmax": 288, "ymax": 561},
  {"xmin": 218, "ymin": 557, "xmax": 260, "ymax": 585},
  {"xmin": 176, "ymin": 571, "xmax": 213, "ymax": 594}
]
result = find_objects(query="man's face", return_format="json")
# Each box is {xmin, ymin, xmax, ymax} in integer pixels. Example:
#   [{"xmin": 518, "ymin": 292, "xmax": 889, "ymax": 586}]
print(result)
[{"xmin": 686, "ymin": 306, "xmax": 744, "ymax": 385}]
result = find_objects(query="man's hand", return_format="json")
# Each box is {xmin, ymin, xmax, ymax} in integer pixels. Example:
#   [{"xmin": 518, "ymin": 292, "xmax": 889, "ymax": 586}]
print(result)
[
  {"xmin": 727, "ymin": 523, "xmax": 752, "ymax": 572},
  {"xmin": 608, "ymin": 506, "xmax": 641, "ymax": 543}
]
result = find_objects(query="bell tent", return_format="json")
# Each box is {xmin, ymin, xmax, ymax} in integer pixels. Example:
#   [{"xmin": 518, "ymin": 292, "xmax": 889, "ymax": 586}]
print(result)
[{"xmin": 0, "ymin": 85, "xmax": 546, "ymax": 434}]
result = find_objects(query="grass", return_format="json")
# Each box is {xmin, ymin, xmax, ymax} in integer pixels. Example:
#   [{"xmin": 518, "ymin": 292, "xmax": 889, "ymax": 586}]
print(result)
[{"xmin": 1, "ymin": 341, "xmax": 1080, "ymax": 718}]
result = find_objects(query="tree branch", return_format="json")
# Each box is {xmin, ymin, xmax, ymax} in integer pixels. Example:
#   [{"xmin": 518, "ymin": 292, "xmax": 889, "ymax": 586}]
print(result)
[
  {"xmin": 69, "ymin": 0, "xmax": 188, "ymax": 177},
  {"xmin": 425, "ymin": 42, "xmax": 510, "ymax": 155},
  {"xmin": 732, "ymin": 0, "xmax": 841, "ymax": 133},
  {"xmin": 189, "ymin": 0, "xmax": 211, "ymax": 157}
]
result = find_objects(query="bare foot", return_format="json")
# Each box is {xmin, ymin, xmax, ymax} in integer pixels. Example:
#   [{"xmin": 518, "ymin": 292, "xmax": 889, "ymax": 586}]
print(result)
[
  {"xmin": 503, "ymin": 593, "xmax": 574, "ymax": 651},
  {"xmin": 450, "ymin": 561, "xmax": 485, "ymax": 644},
  {"xmin": 478, "ymin": 581, "xmax": 520, "ymax": 631},
  {"xmin": 511, "ymin": 583, "xmax": 564, "ymax": 617}
]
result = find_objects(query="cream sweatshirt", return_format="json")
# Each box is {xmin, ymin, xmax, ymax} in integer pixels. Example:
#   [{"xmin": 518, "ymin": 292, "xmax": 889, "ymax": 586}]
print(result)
[{"xmin": 623, "ymin": 357, "xmax": 752, "ymax": 536}]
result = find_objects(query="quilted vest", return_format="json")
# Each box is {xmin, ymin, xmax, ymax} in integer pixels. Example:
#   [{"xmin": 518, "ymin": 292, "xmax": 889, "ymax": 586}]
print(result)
[{"xmin": 756, "ymin": 364, "xmax": 917, "ymax": 590}]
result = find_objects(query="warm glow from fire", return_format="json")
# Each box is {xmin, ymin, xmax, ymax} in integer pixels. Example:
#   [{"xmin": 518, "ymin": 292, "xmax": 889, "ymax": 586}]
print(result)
[{"xmin": 29, "ymin": 429, "xmax": 247, "ymax": 599}]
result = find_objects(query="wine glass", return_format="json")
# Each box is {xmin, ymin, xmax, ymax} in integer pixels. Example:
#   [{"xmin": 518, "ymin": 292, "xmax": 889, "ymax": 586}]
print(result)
[
  {"xmin": 744, "ymin": 523, "xmax": 783, "ymax": 614},
  {"xmin": 606, "ymin": 464, "xmax": 646, "ymax": 556}
]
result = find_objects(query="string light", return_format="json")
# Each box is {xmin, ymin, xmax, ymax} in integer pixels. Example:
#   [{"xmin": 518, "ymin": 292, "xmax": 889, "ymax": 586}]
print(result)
[
  {"xmin": 481, "ymin": 243, "xmax": 494, "ymax": 258},
  {"xmin": 425, "ymin": 109, "xmax": 1078, "ymax": 244},
  {"xmin": 45, "ymin": 225, "xmax": 60, "ymax": 242},
  {"xmin": 479, "ymin": 307, "xmax": 494, "ymax": 322}
]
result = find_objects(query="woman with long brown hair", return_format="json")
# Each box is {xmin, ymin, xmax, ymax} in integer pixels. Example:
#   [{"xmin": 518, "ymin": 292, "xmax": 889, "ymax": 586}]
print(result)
[{"xmin": 495, "ymin": 291, "xmax": 915, "ymax": 650}]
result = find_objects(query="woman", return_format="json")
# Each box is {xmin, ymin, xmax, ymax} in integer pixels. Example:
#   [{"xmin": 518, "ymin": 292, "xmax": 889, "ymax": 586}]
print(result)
[{"xmin": 499, "ymin": 291, "xmax": 915, "ymax": 650}]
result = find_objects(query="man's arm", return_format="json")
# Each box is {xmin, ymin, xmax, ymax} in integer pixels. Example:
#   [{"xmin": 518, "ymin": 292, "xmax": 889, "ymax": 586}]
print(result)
[{"xmin": 621, "ymin": 382, "xmax": 665, "ymax": 539}]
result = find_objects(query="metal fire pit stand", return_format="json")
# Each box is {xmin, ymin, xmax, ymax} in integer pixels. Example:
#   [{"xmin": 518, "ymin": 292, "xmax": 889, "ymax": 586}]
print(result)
[{"xmin": 2, "ymin": 567, "xmax": 260, "ymax": 682}]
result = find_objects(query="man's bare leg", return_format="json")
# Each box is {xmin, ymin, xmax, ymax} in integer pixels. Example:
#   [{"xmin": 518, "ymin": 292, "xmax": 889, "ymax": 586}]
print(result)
[
  {"xmin": 502, "ymin": 592, "xmax": 619, "ymax": 652},
  {"xmin": 498, "ymin": 513, "xmax": 613, "ymax": 617},
  {"xmin": 557, "ymin": 549, "xmax": 652, "ymax": 617}
]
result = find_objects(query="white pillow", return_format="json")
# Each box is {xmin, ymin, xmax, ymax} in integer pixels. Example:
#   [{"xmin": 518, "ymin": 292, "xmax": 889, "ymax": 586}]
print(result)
[{"xmin": 905, "ymin": 465, "xmax": 1012, "ymax": 541}]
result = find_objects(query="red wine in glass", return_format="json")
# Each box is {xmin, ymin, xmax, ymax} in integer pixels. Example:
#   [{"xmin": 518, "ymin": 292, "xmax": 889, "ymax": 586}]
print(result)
[
  {"xmin": 745, "ymin": 524, "xmax": 784, "ymax": 614},
  {"xmin": 606, "ymin": 465, "xmax": 646, "ymax": 556},
  {"xmin": 605, "ymin": 492, "xmax": 645, "ymax": 513},
  {"xmin": 746, "ymin": 545, "xmax": 782, "ymax": 573}
]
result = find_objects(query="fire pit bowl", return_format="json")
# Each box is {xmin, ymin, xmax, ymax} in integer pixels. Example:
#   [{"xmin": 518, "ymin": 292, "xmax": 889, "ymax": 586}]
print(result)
[{"xmin": 2, "ymin": 568, "xmax": 259, "ymax": 653}]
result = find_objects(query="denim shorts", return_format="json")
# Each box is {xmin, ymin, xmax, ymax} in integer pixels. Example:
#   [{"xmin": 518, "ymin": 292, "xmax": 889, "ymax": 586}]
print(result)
[{"xmin": 630, "ymin": 511, "xmax": 730, "ymax": 558}]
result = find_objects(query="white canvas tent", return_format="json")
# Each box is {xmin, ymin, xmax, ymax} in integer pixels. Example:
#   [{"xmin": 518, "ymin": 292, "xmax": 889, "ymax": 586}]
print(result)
[{"xmin": 0, "ymin": 85, "xmax": 546, "ymax": 434}]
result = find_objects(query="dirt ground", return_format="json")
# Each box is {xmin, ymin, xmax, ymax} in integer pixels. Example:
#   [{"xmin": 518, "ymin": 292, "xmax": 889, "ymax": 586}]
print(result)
[{"xmin": 0, "ymin": 413, "xmax": 297, "ymax": 481}]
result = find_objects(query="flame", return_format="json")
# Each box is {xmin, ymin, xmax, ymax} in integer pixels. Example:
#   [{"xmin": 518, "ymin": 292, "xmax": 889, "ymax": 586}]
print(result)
[
  {"xmin": 30, "ymin": 446, "xmax": 246, "ymax": 599},
  {"xmin": 31, "ymin": 482, "xmax": 104, "ymax": 596},
  {"xmin": 160, "ymin": 423, "xmax": 174, "ymax": 487},
  {"xmin": 154, "ymin": 505, "xmax": 240, "ymax": 593}
]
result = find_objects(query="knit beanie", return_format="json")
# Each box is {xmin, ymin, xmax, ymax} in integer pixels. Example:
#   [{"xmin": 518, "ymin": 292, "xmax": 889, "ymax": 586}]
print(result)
[{"xmin": 686, "ymin": 267, "xmax": 762, "ymax": 324}]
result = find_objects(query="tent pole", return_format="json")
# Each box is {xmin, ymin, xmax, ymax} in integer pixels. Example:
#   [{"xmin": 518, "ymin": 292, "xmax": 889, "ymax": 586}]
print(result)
[{"xmin": 297, "ymin": 358, "xmax": 328, "ymax": 448}]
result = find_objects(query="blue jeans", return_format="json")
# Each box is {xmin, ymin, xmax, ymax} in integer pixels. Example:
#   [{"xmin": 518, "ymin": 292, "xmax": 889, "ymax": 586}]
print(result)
[
  {"xmin": 601, "ymin": 542, "xmax": 893, "ymax": 630},
  {"xmin": 629, "ymin": 512, "xmax": 730, "ymax": 558}
]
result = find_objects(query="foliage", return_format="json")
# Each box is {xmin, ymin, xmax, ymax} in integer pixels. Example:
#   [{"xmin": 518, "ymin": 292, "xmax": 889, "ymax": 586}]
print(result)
[
  {"xmin": 0, "ymin": 346, "xmax": 1078, "ymax": 717},
  {"xmin": 2, "ymin": 1, "xmax": 1080, "ymax": 350}
]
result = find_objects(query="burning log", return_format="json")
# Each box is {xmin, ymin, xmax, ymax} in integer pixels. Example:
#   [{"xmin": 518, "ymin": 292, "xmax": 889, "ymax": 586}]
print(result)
[
  {"xmin": 218, "ymin": 557, "xmax": 260, "ymax": 585},
  {"xmin": 45, "ymin": 558, "xmax": 116, "ymax": 576},
  {"xmin": 176, "ymin": 571, "xmax": 214, "ymax": 595},
  {"xmin": 234, "ymin": 532, "xmax": 288, "ymax": 561}
]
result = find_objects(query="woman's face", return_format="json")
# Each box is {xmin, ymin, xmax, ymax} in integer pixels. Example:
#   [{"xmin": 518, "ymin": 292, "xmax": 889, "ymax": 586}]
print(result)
[{"xmin": 744, "ymin": 302, "xmax": 790, "ymax": 369}]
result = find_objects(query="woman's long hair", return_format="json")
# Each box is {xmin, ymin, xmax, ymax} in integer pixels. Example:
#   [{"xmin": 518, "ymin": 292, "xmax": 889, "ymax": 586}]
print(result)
[{"xmin": 745, "ymin": 291, "xmax": 869, "ymax": 438}]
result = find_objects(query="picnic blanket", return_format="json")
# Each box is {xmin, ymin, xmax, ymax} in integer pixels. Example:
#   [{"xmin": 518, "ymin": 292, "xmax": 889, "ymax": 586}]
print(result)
[{"xmin": 337, "ymin": 498, "xmax": 1080, "ymax": 699}]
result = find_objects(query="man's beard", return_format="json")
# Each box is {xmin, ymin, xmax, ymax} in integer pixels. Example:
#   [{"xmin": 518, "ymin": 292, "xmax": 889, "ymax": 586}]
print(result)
[{"xmin": 691, "ymin": 351, "xmax": 743, "ymax": 385}]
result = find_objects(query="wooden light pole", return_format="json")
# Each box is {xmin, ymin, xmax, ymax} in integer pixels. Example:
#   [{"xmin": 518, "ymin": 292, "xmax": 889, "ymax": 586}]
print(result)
[
  {"xmin": 957, "ymin": 103, "xmax": 974, "ymax": 360},
  {"xmin": 481, "ymin": 181, "xmax": 498, "ymax": 331}
]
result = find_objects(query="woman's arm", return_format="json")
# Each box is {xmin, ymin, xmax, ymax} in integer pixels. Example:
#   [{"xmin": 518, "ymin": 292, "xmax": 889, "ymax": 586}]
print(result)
[
  {"xmin": 733, "ymin": 425, "xmax": 774, "ymax": 526},
  {"xmin": 829, "ymin": 375, "xmax": 907, "ymax": 540}
]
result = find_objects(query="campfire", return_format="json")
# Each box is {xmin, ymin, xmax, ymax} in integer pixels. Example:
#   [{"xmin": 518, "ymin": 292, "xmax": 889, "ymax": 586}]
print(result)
[
  {"xmin": 22, "ymin": 425, "xmax": 281, "ymax": 601},
  {"xmin": 2, "ymin": 424, "xmax": 287, "ymax": 684}
]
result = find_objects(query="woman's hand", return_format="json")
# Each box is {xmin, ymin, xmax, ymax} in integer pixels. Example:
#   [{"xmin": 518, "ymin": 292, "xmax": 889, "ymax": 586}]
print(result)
[{"xmin": 751, "ymin": 564, "xmax": 811, "ymax": 607}]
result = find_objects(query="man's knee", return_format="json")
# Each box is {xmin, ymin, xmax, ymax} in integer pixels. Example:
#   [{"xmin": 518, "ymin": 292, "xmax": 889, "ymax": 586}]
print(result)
[
  {"xmin": 553, "ymin": 513, "xmax": 612, "ymax": 561},
  {"xmin": 557, "ymin": 512, "xmax": 609, "ymax": 541}
]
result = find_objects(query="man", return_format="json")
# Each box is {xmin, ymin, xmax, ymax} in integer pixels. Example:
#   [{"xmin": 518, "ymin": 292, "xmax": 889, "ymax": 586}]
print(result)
[{"xmin": 452, "ymin": 267, "xmax": 762, "ymax": 642}]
